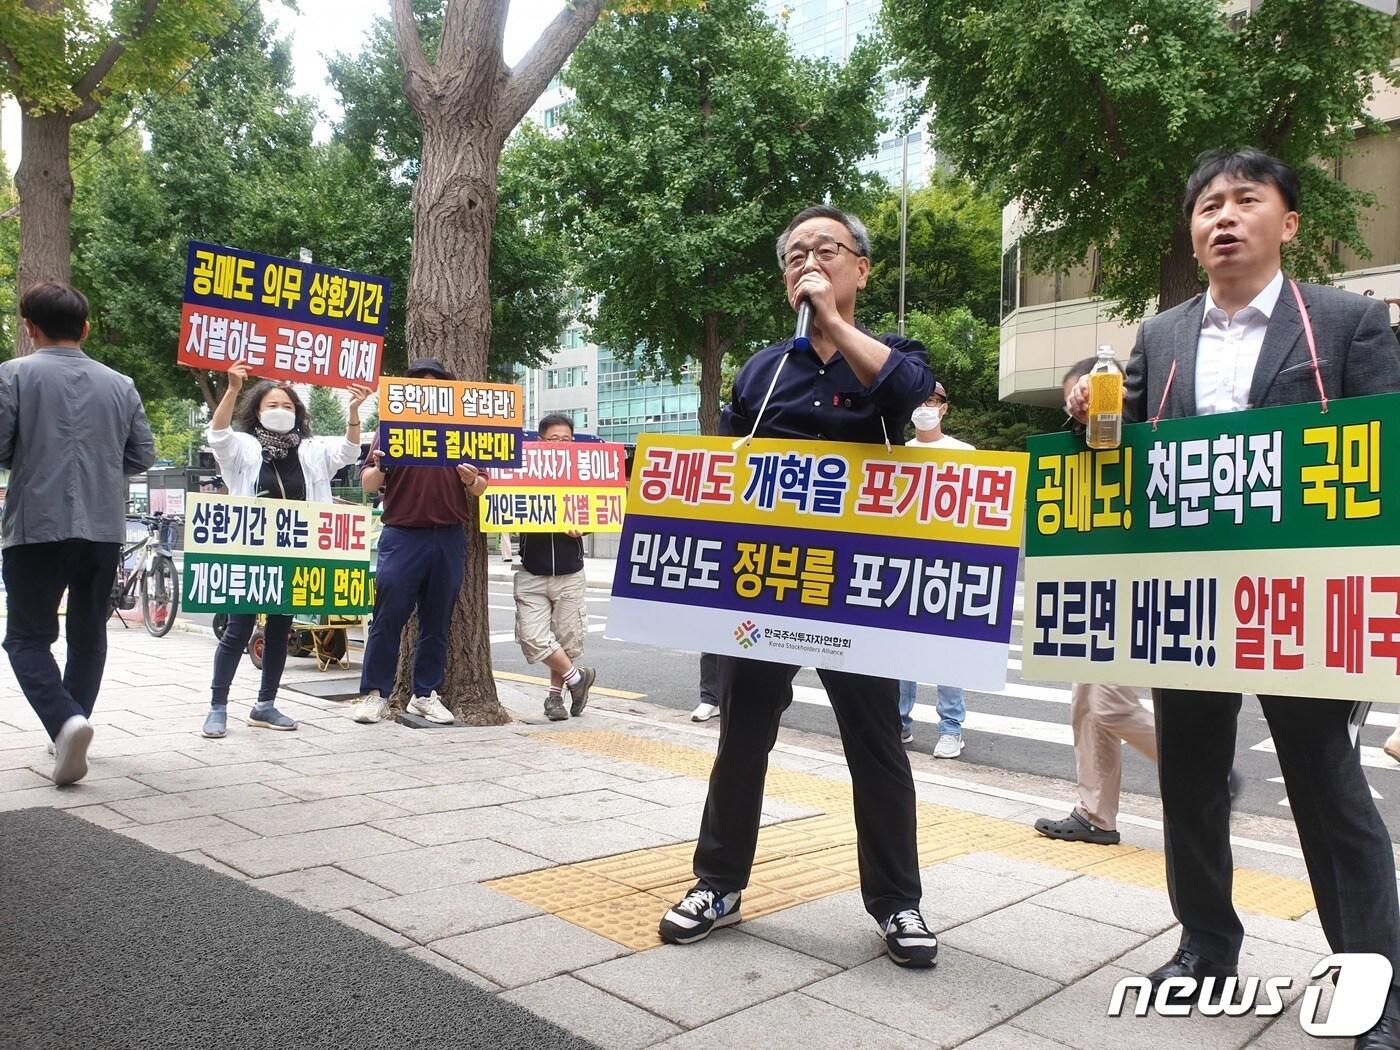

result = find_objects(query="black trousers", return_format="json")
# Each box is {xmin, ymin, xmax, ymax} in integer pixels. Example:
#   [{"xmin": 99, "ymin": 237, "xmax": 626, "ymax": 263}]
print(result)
[
  {"xmin": 699, "ymin": 652, "xmax": 721, "ymax": 705},
  {"xmin": 693, "ymin": 655, "xmax": 922, "ymax": 921},
  {"xmin": 2, "ymin": 540, "xmax": 121, "ymax": 739},
  {"xmin": 210, "ymin": 614, "xmax": 293, "ymax": 707},
  {"xmin": 1156, "ymin": 688, "xmax": 1400, "ymax": 972}
]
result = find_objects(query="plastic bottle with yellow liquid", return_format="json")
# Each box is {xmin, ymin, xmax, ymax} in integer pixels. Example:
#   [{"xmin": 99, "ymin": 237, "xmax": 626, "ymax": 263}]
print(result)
[{"xmin": 1086, "ymin": 345, "xmax": 1124, "ymax": 449}]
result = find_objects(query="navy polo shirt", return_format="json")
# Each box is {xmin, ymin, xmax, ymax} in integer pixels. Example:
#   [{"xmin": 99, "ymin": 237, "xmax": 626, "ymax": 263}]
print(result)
[{"xmin": 721, "ymin": 333, "xmax": 934, "ymax": 444}]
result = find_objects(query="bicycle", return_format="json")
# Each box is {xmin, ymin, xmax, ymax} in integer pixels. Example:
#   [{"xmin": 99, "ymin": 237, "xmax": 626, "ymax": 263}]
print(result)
[{"xmin": 108, "ymin": 514, "xmax": 181, "ymax": 638}]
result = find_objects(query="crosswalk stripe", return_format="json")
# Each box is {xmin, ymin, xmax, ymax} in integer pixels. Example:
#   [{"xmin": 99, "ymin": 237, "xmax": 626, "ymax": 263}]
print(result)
[
  {"xmin": 788, "ymin": 684, "xmax": 1075, "ymax": 746},
  {"xmin": 1252, "ymin": 736, "xmax": 1399, "ymax": 773},
  {"xmin": 489, "ymin": 623, "xmax": 606, "ymax": 645}
]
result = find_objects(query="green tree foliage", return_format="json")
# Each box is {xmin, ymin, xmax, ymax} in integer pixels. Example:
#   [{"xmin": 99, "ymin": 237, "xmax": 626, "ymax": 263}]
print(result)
[
  {"xmin": 325, "ymin": 3, "xmax": 569, "ymax": 379},
  {"xmin": 70, "ymin": 7, "xmax": 322, "ymax": 405},
  {"xmin": 862, "ymin": 175, "xmax": 1003, "ymax": 327},
  {"xmin": 884, "ymin": 0, "xmax": 1400, "ymax": 316},
  {"xmin": 0, "ymin": 0, "xmax": 239, "ymax": 352},
  {"xmin": 143, "ymin": 396, "xmax": 201, "ymax": 464},
  {"xmin": 861, "ymin": 176, "xmax": 1052, "ymax": 449},
  {"xmin": 307, "ymin": 385, "xmax": 347, "ymax": 437},
  {"xmin": 887, "ymin": 307, "xmax": 1060, "ymax": 451},
  {"xmin": 529, "ymin": 0, "xmax": 887, "ymax": 433}
]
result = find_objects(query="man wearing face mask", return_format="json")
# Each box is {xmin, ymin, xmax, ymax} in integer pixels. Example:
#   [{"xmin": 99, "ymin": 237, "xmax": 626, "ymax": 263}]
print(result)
[
  {"xmin": 896, "ymin": 383, "xmax": 970, "ymax": 756},
  {"xmin": 353, "ymin": 358, "xmax": 488, "ymax": 726},
  {"xmin": 0, "ymin": 282, "xmax": 155, "ymax": 786}
]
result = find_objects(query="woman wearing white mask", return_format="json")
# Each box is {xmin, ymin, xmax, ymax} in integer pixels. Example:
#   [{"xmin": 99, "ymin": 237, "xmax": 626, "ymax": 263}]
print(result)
[{"xmin": 200, "ymin": 363, "xmax": 371, "ymax": 738}]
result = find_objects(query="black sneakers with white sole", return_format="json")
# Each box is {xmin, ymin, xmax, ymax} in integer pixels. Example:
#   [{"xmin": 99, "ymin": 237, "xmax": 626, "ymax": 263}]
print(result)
[{"xmin": 658, "ymin": 884, "xmax": 741, "ymax": 944}]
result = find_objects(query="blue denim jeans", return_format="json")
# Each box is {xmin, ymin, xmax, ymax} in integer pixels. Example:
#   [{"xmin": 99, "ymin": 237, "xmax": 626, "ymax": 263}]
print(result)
[{"xmin": 897, "ymin": 680, "xmax": 965, "ymax": 736}]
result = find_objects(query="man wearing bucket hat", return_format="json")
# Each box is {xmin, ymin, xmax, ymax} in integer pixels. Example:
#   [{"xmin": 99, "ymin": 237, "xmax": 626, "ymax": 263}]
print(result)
[{"xmin": 353, "ymin": 358, "xmax": 489, "ymax": 725}]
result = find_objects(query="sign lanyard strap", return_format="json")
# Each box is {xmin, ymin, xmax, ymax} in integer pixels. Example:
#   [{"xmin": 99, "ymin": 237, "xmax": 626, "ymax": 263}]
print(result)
[
  {"xmin": 1150, "ymin": 279, "xmax": 1327, "ymax": 430},
  {"xmin": 1288, "ymin": 278, "xmax": 1329, "ymax": 414}
]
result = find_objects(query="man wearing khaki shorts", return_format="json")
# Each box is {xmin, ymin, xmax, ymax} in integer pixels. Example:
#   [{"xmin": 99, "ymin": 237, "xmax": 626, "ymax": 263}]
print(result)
[{"xmin": 514, "ymin": 413, "xmax": 596, "ymax": 721}]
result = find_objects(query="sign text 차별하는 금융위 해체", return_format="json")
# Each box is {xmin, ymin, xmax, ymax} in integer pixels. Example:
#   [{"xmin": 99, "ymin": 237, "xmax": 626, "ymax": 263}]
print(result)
[{"xmin": 177, "ymin": 241, "xmax": 390, "ymax": 389}]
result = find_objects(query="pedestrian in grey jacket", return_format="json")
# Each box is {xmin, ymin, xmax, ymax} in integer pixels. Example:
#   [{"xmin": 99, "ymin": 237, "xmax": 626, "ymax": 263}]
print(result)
[{"xmin": 0, "ymin": 282, "xmax": 156, "ymax": 785}]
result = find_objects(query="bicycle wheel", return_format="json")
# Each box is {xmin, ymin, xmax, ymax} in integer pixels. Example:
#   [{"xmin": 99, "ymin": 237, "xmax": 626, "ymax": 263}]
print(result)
[{"xmin": 141, "ymin": 555, "xmax": 180, "ymax": 638}]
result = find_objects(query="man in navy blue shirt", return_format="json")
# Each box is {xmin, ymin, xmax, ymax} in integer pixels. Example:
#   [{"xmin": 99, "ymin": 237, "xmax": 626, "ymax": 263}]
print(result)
[{"xmin": 658, "ymin": 206, "xmax": 940, "ymax": 969}]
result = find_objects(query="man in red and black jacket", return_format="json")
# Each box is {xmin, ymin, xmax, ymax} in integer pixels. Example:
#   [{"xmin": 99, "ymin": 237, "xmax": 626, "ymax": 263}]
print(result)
[{"xmin": 352, "ymin": 358, "xmax": 488, "ymax": 726}]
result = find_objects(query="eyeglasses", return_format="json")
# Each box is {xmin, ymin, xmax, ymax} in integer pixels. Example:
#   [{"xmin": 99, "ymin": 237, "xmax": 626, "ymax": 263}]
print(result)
[{"xmin": 782, "ymin": 241, "xmax": 861, "ymax": 273}]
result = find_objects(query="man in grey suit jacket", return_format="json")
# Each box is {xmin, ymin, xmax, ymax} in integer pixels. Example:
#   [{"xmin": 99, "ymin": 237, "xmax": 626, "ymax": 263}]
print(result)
[
  {"xmin": 1070, "ymin": 149, "xmax": 1400, "ymax": 1048},
  {"xmin": 0, "ymin": 282, "xmax": 156, "ymax": 786}
]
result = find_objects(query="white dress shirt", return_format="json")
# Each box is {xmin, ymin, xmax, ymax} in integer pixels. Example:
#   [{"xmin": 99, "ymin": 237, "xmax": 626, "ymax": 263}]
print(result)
[{"xmin": 1194, "ymin": 269, "xmax": 1284, "ymax": 416}]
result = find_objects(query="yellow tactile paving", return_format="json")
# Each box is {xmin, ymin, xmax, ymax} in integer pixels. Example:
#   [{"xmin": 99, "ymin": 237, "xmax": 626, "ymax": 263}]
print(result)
[
  {"xmin": 747, "ymin": 856, "xmax": 860, "ymax": 901},
  {"xmin": 993, "ymin": 836, "xmax": 1145, "ymax": 871},
  {"xmin": 804, "ymin": 843, "xmax": 862, "ymax": 877},
  {"xmin": 1079, "ymin": 850, "xmax": 1317, "ymax": 919},
  {"xmin": 507, "ymin": 729, "xmax": 1321, "ymax": 948},
  {"xmin": 575, "ymin": 843, "xmax": 702, "ymax": 892},
  {"xmin": 556, "ymin": 891, "xmax": 671, "ymax": 950},
  {"xmin": 486, "ymin": 866, "xmax": 636, "ymax": 912}
]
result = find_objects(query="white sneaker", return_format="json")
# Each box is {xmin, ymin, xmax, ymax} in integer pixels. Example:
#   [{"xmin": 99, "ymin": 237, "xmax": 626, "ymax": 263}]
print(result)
[
  {"xmin": 52, "ymin": 714, "xmax": 94, "ymax": 786},
  {"xmin": 46, "ymin": 739, "xmax": 55, "ymax": 756},
  {"xmin": 690, "ymin": 702, "xmax": 719, "ymax": 722},
  {"xmin": 352, "ymin": 693, "xmax": 391, "ymax": 724},
  {"xmin": 408, "ymin": 690, "xmax": 454, "ymax": 725},
  {"xmin": 933, "ymin": 733, "xmax": 964, "ymax": 759}
]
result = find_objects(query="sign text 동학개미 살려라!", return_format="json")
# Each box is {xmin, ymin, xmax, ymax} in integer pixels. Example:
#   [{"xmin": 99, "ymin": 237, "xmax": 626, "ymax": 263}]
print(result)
[
  {"xmin": 479, "ymin": 441, "xmax": 628, "ymax": 533},
  {"xmin": 181, "ymin": 493, "xmax": 374, "ymax": 616},
  {"xmin": 177, "ymin": 242, "xmax": 390, "ymax": 390},
  {"xmin": 376, "ymin": 375, "xmax": 525, "ymax": 469},
  {"xmin": 605, "ymin": 434, "xmax": 1029, "ymax": 689},
  {"xmin": 1022, "ymin": 391, "xmax": 1400, "ymax": 701}
]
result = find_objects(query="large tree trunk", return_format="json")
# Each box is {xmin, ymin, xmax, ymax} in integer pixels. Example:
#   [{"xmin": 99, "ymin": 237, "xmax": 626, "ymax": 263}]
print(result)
[
  {"xmin": 698, "ymin": 313, "xmax": 726, "ymax": 436},
  {"xmin": 400, "ymin": 119, "xmax": 509, "ymax": 723},
  {"xmin": 387, "ymin": 0, "xmax": 605, "ymax": 724},
  {"xmin": 1156, "ymin": 215, "xmax": 1202, "ymax": 313},
  {"xmin": 13, "ymin": 111, "xmax": 75, "ymax": 356}
]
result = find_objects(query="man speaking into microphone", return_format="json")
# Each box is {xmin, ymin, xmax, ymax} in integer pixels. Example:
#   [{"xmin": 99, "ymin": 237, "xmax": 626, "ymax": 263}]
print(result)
[{"xmin": 657, "ymin": 206, "xmax": 941, "ymax": 969}]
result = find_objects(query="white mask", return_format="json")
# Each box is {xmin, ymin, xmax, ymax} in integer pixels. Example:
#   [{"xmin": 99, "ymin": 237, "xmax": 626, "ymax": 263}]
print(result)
[
  {"xmin": 911, "ymin": 406, "xmax": 943, "ymax": 431},
  {"xmin": 259, "ymin": 407, "xmax": 297, "ymax": 434}
]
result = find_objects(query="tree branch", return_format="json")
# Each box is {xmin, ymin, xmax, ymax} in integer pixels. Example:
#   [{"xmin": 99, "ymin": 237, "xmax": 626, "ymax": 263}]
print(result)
[
  {"xmin": 390, "ymin": 0, "xmax": 434, "ymax": 116},
  {"xmin": 497, "ymin": 0, "xmax": 605, "ymax": 137},
  {"xmin": 1090, "ymin": 73, "xmax": 1128, "ymax": 162},
  {"xmin": 70, "ymin": 0, "xmax": 159, "ymax": 109}
]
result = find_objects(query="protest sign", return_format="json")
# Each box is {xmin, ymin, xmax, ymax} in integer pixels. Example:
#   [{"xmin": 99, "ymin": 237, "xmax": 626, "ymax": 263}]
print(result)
[
  {"xmin": 377, "ymin": 376, "xmax": 525, "ymax": 468},
  {"xmin": 480, "ymin": 441, "xmax": 628, "ymax": 533},
  {"xmin": 182, "ymin": 494, "xmax": 374, "ymax": 616},
  {"xmin": 1023, "ymin": 392, "xmax": 1400, "ymax": 701},
  {"xmin": 606, "ymin": 435, "xmax": 1028, "ymax": 689},
  {"xmin": 178, "ymin": 242, "xmax": 389, "ymax": 389}
]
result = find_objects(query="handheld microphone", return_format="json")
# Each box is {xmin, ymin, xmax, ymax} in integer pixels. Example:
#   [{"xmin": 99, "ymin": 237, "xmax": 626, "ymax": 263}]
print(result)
[{"xmin": 793, "ymin": 298, "xmax": 813, "ymax": 352}]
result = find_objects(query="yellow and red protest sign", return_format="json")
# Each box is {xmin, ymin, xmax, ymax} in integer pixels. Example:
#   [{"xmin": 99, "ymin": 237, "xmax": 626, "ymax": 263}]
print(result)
[
  {"xmin": 377, "ymin": 376, "xmax": 525, "ymax": 468},
  {"xmin": 480, "ymin": 441, "xmax": 628, "ymax": 533}
]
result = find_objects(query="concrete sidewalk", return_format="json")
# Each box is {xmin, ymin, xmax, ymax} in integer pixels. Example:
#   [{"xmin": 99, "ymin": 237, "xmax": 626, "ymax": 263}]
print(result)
[{"xmin": 0, "ymin": 625, "xmax": 1352, "ymax": 1049}]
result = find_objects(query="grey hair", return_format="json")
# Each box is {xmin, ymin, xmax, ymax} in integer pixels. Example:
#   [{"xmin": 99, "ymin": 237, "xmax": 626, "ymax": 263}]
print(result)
[{"xmin": 775, "ymin": 206, "xmax": 871, "ymax": 268}]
